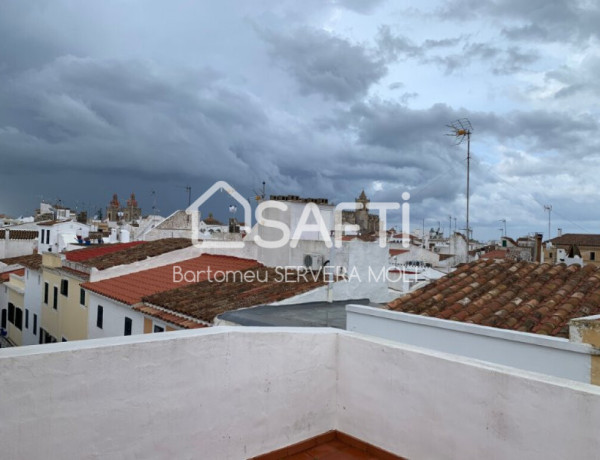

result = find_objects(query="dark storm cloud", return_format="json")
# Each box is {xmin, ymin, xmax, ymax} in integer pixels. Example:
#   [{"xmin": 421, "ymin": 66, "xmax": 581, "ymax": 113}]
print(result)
[
  {"xmin": 260, "ymin": 27, "xmax": 387, "ymax": 102},
  {"xmin": 0, "ymin": 56, "xmax": 269, "ymax": 179}
]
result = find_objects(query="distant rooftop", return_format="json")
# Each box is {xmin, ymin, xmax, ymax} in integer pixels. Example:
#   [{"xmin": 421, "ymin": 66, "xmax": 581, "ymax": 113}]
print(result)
[
  {"xmin": 73, "ymin": 238, "xmax": 191, "ymax": 270},
  {"xmin": 0, "ymin": 268, "xmax": 25, "ymax": 282},
  {"xmin": 549, "ymin": 233, "xmax": 600, "ymax": 246},
  {"xmin": 480, "ymin": 249, "xmax": 507, "ymax": 260},
  {"xmin": 65, "ymin": 241, "xmax": 145, "ymax": 264},
  {"xmin": 142, "ymin": 266, "xmax": 328, "ymax": 324},
  {"xmin": 387, "ymin": 259, "xmax": 600, "ymax": 338},
  {"xmin": 0, "ymin": 253, "xmax": 42, "ymax": 270},
  {"xmin": 82, "ymin": 254, "xmax": 259, "ymax": 305}
]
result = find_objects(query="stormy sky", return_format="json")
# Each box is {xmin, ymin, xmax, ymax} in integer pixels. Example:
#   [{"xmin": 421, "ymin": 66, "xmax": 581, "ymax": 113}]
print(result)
[{"xmin": 1, "ymin": 0, "xmax": 599, "ymax": 241}]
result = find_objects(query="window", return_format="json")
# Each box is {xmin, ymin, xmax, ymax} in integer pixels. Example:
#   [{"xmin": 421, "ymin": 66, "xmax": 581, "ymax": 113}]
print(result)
[
  {"xmin": 1, "ymin": 309, "xmax": 7, "ymax": 329},
  {"xmin": 80, "ymin": 288, "xmax": 86, "ymax": 306},
  {"xmin": 549, "ymin": 252, "xmax": 553, "ymax": 259},
  {"xmin": 44, "ymin": 282, "xmax": 49, "ymax": 304},
  {"xmin": 25, "ymin": 309, "xmax": 29, "ymax": 329},
  {"xmin": 53, "ymin": 287, "xmax": 58, "ymax": 309},
  {"xmin": 591, "ymin": 252, "xmax": 596, "ymax": 261},
  {"xmin": 33, "ymin": 314, "xmax": 37, "ymax": 335},
  {"xmin": 124, "ymin": 317, "xmax": 132, "ymax": 336},
  {"xmin": 62, "ymin": 337, "xmax": 67, "ymax": 342},
  {"xmin": 8, "ymin": 303, "xmax": 15, "ymax": 324},
  {"xmin": 96, "ymin": 305, "xmax": 103, "ymax": 329},
  {"xmin": 15, "ymin": 308, "xmax": 22, "ymax": 330},
  {"xmin": 153, "ymin": 324, "xmax": 164, "ymax": 333},
  {"xmin": 60, "ymin": 279, "xmax": 69, "ymax": 296}
]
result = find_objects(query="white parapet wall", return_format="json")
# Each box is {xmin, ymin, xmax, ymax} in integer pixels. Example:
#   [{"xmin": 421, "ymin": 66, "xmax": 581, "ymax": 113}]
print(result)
[
  {"xmin": 346, "ymin": 304, "xmax": 598, "ymax": 383},
  {"xmin": 1, "ymin": 328, "xmax": 600, "ymax": 459}
]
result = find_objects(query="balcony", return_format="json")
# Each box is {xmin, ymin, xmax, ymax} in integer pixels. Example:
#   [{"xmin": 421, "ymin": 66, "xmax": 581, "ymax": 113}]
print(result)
[{"xmin": 1, "ymin": 327, "xmax": 599, "ymax": 459}]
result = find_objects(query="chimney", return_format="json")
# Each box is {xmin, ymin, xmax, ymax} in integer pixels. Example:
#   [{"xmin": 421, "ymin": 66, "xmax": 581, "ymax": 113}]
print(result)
[
  {"xmin": 534, "ymin": 233, "xmax": 543, "ymax": 263},
  {"xmin": 569, "ymin": 317, "xmax": 600, "ymax": 385},
  {"xmin": 557, "ymin": 228, "xmax": 563, "ymax": 237}
]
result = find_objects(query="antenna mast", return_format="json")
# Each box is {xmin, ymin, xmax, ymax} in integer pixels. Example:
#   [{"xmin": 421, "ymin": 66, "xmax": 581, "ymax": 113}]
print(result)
[
  {"xmin": 544, "ymin": 205, "xmax": 552, "ymax": 239},
  {"xmin": 447, "ymin": 118, "xmax": 473, "ymax": 258}
]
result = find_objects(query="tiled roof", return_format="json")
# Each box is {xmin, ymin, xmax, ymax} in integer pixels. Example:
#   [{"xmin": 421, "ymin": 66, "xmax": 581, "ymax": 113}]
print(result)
[
  {"xmin": 65, "ymin": 242, "xmax": 145, "ymax": 262},
  {"xmin": 0, "ymin": 268, "xmax": 25, "ymax": 282},
  {"xmin": 387, "ymin": 259, "xmax": 600, "ymax": 338},
  {"xmin": 69, "ymin": 238, "xmax": 192, "ymax": 270},
  {"xmin": 82, "ymin": 254, "xmax": 259, "ymax": 305},
  {"xmin": 480, "ymin": 250, "xmax": 507, "ymax": 260},
  {"xmin": 0, "ymin": 230, "xmax": 38, "ymax": 240},
  {"xmin": 37, "ymin": 220, "xmax": 67, "ymax": 226},
  {"xmin": 0, "ymin": 254, "xmax": 43, "ymax": 270},
  {"xmin": 390, "ymin": 249, "xmax": 409, "ymax": 257},
  {"xmin": 549, "ymin": 233, "xmax": 600, "ymax": 247},
  {"xmin": 134, "ymin": 305, "xmax": 207, "ymax": 329},
  {"xmin": 142, "ymin": 266, "xmax": 327, "ymax": 323},
  {"xmin": 203, "ymin": 215, "xmax": 223, "ymax": 225}
]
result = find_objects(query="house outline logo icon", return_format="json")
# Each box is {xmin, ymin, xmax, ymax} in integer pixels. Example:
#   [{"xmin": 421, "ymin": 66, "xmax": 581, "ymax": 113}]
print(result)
[{"xmin": 186, "ymin": 180, "xmax": 252, "ymax": 248}]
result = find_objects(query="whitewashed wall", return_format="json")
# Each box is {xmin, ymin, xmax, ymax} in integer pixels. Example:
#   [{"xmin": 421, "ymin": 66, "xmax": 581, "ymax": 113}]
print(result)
[
  {"xmin": 21, "ymin": 268, "xmax": 42, "ymax": 345},
  {"xmin": 346, "ymin": 304, "xmax": 595, "ymax": 382},
  {"xmin": 0, "ymin": 328, "xmax": 337, "ymax": 460},
  {"xmin": 87, "ymin": 292, "xmax": 145, "ymax": 339},
  {"xmin": 337, "ymin": 332, "xmax": 600, "ymax": 460}
]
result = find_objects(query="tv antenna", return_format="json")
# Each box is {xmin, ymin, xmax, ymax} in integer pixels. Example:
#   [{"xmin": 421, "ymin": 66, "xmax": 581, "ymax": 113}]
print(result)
[
  {"xmin": 150, "ymin": 190, "xmax": 159, "ymax": 214},
  {"xmin": 253, "ymin": 181, "xmax": 266, "ymax": 202},
  {"xmin": 499, "ymin": 219, "xmax": 506, "ymax": 237},
  {"xmin": 447, "ymin": 118, "xmax": 473, "ymax": 258},
  {"xmin": 544, "ymin": 205, "xmax": 552, "ymax": 239},
  {"xmin": 176, "ymin": 185, "xmax": 192, "ymax": 207}
]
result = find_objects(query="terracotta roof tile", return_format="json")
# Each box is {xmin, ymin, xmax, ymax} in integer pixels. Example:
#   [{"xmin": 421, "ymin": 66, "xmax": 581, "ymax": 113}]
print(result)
[
  {"xmin": 82, "ymin": 254, "xmax": 259, "ymax": 305},
  {"xmin": 480, "ymin": 250, "xmax": 507, "ymax": 260},
  {"xmin": 549, "ymin": 233, "xmax": 600, "ymax": 246},
  {"xmin": 387, "ymin": 259, "xmax": 600, "ymax": 338},
  {"xmin": 65, "ymin": 241, "xmax": 145, "ymax": 263},
  {"xmin": 141, "ymin": 266, "xmax": 327, "ymax": 323},
  {"xmin": 0, "ymin": 254, "xmax": 43, "ymax": 270},
  {"xmin": 0, "ymin": 268, "xmax": 25, "ymax": 282},
  {"xmin": 389, "ymin": 249, "xmax": 409, "ymax": 256},
  {"xmin": 77, "ymin": 238, "xmax": 191, "ymax": 270},
  {"xmin": 134, "ymin": 305, "xmax": 208, "ymax": 329},
  {"xmin": 0, "ymin": 230, "xmax": 38, "ymax": 240}
]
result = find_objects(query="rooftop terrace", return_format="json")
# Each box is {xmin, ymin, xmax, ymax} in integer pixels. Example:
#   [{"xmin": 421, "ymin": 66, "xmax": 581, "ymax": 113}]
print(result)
[{"xmin": 1, "ymin": 328, "xmax": 599, "ymax": 459}]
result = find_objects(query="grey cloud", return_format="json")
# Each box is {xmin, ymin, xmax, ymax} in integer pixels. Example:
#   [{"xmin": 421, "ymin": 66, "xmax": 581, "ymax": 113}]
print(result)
[
  {"xmin": 260, "ymin": 28, "xmax": 387, "ymax": 102},
  {"xmin": 438, "ymin": 0, "xmax": 600, "ymax": 43},
  {"xmin": 501, "ymin": 24, "xmax": 549, "ymax": 41},
  {"xmin": 376, "ymin": 27, "xmax": 537, "ymax": 75},
  {"xmin": 376, "ymin": 25, "xmax": 464, "ymax": 62},
  {"xmin": 330, "ymin": 0, "xmax": 387, "ymax": 14}
]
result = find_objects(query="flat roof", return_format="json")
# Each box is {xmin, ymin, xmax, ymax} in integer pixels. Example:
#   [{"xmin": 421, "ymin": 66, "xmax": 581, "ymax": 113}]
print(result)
[{"xmin": 218, "ymin": 298, "xmax": 377, "ymax": 329}]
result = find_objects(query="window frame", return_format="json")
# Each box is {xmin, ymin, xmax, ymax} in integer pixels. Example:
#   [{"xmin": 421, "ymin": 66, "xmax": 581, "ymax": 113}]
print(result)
[
  {"xmin": 96, "ymin": 305, "xmax": 104, "ymax": 329},
  {"xmin": 60, "ymin": 279, "xmax": 69, "ymax": 297},
  {"xmin": 124, "ymin": 317, "xmax": 132, "ymax": 336}
]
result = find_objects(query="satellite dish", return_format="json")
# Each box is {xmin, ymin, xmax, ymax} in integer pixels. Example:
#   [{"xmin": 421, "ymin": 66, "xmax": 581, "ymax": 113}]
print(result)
[{"xmin": 303, "ymin": 254, "xmax": 313, "ymax": 268}]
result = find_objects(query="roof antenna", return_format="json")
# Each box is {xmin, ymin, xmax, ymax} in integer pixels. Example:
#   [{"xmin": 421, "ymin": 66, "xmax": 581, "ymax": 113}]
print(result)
[{"xmin": 447, "ymin": 118, "xmax": 473, "ymax": 260}]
